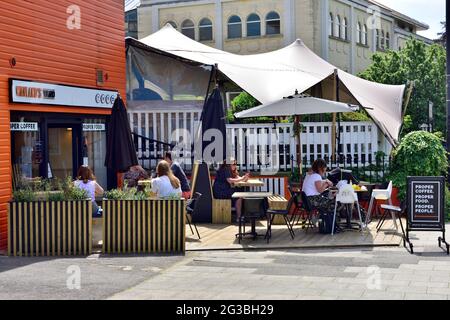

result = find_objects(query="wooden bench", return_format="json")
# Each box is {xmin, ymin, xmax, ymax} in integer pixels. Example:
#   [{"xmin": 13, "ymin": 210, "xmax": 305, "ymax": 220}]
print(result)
[{"xmin": 212, "ymin": 199, "xmax": 232, "ymax": 224}]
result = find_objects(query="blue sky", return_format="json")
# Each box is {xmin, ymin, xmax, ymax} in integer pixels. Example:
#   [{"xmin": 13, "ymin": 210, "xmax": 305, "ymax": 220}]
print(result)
[{"xmin": 374, "ymin": 0, "xmax": 445, "ymax": 39}]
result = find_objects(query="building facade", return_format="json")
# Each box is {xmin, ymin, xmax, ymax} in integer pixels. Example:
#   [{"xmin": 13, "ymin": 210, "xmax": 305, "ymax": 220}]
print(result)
[
  {"xmin": 131, "ymin": 0, "xmax": 432, "ymax": 75},
  {"xmin": 0, "ymin": 0, "xmax": 126, "ymax": 250}
]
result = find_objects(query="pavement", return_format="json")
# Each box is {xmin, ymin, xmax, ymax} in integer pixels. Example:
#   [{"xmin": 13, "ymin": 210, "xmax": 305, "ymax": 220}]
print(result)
[{"xmin": 1, "ymin": 229, "xmax": 450, "ymax": 300}]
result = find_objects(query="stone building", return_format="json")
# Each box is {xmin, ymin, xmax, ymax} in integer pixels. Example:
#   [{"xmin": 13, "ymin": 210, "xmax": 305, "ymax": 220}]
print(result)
[{"xmin": 126, "ymin": 0, "xmax": 433, "ymax": 75}]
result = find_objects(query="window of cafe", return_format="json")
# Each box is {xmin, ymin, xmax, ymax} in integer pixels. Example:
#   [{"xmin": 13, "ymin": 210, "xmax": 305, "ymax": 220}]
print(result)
[{"xmin": 11, "ymin": 112, "xmax": 110, "ymax": 189}]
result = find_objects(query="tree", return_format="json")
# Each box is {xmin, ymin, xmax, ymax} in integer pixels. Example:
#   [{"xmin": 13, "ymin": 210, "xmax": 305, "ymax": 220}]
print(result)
[{"xmin": 359, "ymin": 38, "xmax": 446, "ymax": 137}]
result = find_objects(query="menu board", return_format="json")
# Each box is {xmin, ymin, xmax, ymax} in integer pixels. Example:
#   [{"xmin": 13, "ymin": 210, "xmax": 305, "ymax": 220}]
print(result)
[{"xmin": 407, "ymin": 176, "xmax": 445, "ymax": 230}]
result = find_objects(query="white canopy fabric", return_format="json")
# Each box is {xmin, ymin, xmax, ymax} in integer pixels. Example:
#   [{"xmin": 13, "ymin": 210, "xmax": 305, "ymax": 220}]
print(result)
[
  {"xmin": 235, "ymin": 94, "xmax": 359, "ymax": 118},
  {"xmin": 131, "ymin": 24, "xmax": 405, "ymax": 145}
]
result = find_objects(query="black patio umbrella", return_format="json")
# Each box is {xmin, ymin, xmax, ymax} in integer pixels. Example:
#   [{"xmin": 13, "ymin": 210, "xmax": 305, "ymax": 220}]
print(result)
[
  {"xmin": 105, "ymin": 95, "xmax": 139, "ymax": 173},
  {"xmin": 200, "ymin": 87, "xmax": 227, "ymax": 163}
]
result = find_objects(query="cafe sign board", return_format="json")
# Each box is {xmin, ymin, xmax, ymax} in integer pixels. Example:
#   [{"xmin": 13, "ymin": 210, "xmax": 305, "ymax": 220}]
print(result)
[
  {"xmin": 407, "ymin": 176, "xmax": 444, "ymax": 230},
  {"xmin": 405, "ymin": 176, "xmax": 448, "ymax": 254},
  {"xmin": 10, "ymin": 122, "xmax": 38, "ymax": 131},
  {"xmin": 10, "ymin": 79, "xmax": 117, "ymax": 108}
]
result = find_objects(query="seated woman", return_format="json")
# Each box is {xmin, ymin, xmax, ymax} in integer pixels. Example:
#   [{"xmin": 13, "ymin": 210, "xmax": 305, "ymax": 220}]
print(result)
[
  {"xmin": 302, "ymin": 159, "xmax": 335, "ymax": 213},
  {"xmin": 74, "ymin": 165, "xmax": 104, "ymax": 215},
  {"xmin": 151, "ymin": 160, "xmax": 182, "ymax": 198},
  {"xmin": 212, "ymin": 158, "xmax": 250, "ymax": 222}
]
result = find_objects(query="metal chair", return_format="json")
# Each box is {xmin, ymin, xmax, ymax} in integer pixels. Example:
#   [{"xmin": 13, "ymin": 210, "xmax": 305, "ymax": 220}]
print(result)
[
  {"xmin": 299, "ymin": 191, "xmax": 319, "ymax": 232},
  {"xmin": 186, "ymin": 192, "xmax": 202, "ymax": 239},
  {"xmin": 332, "ymin": 184, "xmax": 363, "ymax": 235},
  {"xmin": 377, "ymin": 203, "xmax": 405, "ymax": 234},
  {"xmin": 266, "ymin": 196, "xmax": 296, "ymax": 241},
  {"xmin": 236, "ymin": 198, "xmax": 269, "ymax": 243},
  {"xmin": 365, "ymin": 181, "xmax": 397, "ymax": 229}
]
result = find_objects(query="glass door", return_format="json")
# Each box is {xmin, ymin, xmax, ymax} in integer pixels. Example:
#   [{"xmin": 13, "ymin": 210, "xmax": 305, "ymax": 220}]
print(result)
[{"xmin": 47, "ymin": 125, "xmax": 81, "ymax": 180}]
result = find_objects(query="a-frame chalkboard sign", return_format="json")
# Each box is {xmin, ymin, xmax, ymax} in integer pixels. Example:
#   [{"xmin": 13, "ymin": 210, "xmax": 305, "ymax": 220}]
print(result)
[{"xmin": 405, "ymin": 176, "xmax": 448, "ymax": 254}]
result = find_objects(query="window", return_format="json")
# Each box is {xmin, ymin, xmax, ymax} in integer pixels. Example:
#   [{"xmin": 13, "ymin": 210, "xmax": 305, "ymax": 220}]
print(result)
[
  {"xmin": 199, "ymin": 18, "xmax": 213, "ymax": 41},
  {"xmin": 334, "ymin": 15, "xmax": 341, "ymax": 39},
  {"xmin": 246, "ymin": 13, "xmax": 261, "ymax": 37},
  {"xmin": 386, "ymin": 32, "xmax": 390, "ymax": 49},
  {"xmin": 265, "ymin": 11, "xmax": 280, "ymax": 35},
  {"xmin": 381, "ymin": 30, "xmax": 385, "ymax": 49},
  {"xmin": 362, "ymin": 24, "xmax": 368, "ymax": 45},
  {"xmin": 227, "ymin": 15, "xmax": 242, "ymax": 39},
  {"xmin": 376, "ymin": 29, "xmax": 380, "ymax": 49},
  {"xmin": 181, "ymin": 19, "xmax": 195, "ymax": 39},
  {"xmin": 329, "ymin": 13, "xmax": 334, "ymax": 36},
  {"xmin": 166, "ymin": 21, "xmax": 177, "ymax": 29},
  {"xmin": 341, "ymin": 17, "xmax": 347, "ymax": 40},
  {"xmin": 357, "ymin": 22, "xmax": 361, "ymax": 43}
]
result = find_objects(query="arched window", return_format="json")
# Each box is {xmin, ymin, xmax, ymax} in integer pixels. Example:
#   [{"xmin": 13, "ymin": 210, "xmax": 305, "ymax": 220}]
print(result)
[
  {"xmin": 357, "ymin": 22, "xmax": 361, "ymax": 43},
  {"xmin": 246, "ymin": 13, "xmax": 261, "ymax": 37},
  {"xmin": 381, "ymin": 30, "xmax": 385, "ymax": 49},
  {"xmin": 341, "ymin": 17, "xmax": 347, "ymax": 40},
  {"xmin": 181, "ymin": 19, "xmax": 195, "ymax": 39},
  {"xmin": 265, "ymin": 11, "xmax": 280, "ymax": 35},
  {"xmin": 362, "ymin": 24, "xmax": 368, "ymax": 45},
  {"xmin": 227, "ymin": 15, "xmax": 242, "ymax": 39},
  {"xmin": 334, "ymin": 15, "xmax": 341, "ymax": 39},
  {"xmin": 199, "ymin": 18, "xmax": 213, "ymax": 41},
  {"xmin": 329, "ymin": 13, "xmax": 334, "ymax": 36},
  {"xmin": 386, "ymin": 32, "xmax": 390, "ymax": 49},
  {"xmin": 166, "ymin": 21, "xmax": 177, "ymax": 29}
]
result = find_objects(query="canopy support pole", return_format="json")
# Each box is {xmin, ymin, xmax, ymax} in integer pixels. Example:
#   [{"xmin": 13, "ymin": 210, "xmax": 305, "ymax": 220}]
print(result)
[
  {"xmin": 331, "ymin": 69, "xmax": 338, "ymax": 163},
  {"xmin": 295, "ymin": 115, "xmax": 302, "ymax": 177}
]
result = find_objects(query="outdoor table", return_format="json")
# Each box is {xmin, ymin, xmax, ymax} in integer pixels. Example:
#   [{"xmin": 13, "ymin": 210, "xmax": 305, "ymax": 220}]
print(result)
[
  {"xmin": 232, "ymin": 192, "xmax": 272, "ymax": 241},
  {"xmin": 137, "ymin": 179, "xmax": 152, "ymax": 186},
  {"xmin": 232, "ymin": 179, "xmax": 265, "ymax": 188},
  {"xmin": 232, "ymin": 192, "xmax": 272, "ymax": 198},
  {"xmin": 337, "ymin": 186, "xmax": 368, "ymax": 230}
]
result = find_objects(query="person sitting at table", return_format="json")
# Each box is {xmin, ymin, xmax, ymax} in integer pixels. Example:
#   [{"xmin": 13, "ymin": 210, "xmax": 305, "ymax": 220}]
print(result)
[
  {"xmin": 123, "ymin": 164, "xmax": 150, "ymax": 190},
  {"xmin": 151, "ymin": 160, "xmax": 182, "ymax": 198},
  {"xmin": 74, "ymin": 165, "xmax": 104, "ymax": 216},
  {"xmin": 212, "ymin": 158, "xmax": 249, "ymax": 223},
  {"xmin": 302, "ymin": 158, "xmax": 335, "ymax": 213},
  {"xmin": 164, "ymin": 151, "xmax": 191, "ymax": 199}
]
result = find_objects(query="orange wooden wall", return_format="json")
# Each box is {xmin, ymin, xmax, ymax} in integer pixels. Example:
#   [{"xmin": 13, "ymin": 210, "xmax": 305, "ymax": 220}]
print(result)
[{"xmin": 0, "ymin": 0, "xmax": 126, "ymax": 250}]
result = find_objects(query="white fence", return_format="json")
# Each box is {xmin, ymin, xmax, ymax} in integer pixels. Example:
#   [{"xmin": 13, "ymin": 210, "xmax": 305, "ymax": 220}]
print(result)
[{"xmin": 128, "ymin": 109, "xmax": 389, "ymax": 173}]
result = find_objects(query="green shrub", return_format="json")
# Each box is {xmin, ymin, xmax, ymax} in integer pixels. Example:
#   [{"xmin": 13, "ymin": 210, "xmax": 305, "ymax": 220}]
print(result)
[
  {"xmin": 104, "ymin": 187, "xmax": 148, "ymax": 200},
  {"xmin": 47, "ymin": 191, "xmax": 65, "ymax": 201},
  {"xmin": 13, "ymin": 188, "xmax": 36, "ymax": 202},
  {"xmin": 65, "ymin": 186, "xmax": 89, "ymax": 200},
  {"xmin": 389, "ymin": 131, "xmax": 448, "ymax": 201}
]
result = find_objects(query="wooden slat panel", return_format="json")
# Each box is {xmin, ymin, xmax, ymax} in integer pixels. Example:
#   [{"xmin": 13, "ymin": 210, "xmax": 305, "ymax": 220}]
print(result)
[
  {"xmin": 24, "ymin": 202, "xmax": 28, "ymax": 256},
  {"xmin": 51, "ymin": 201, "xmax": 55, "ymax": 256},
  {"xmin": 46, "ymin": 202, "xmax": 50, "ymax": 256}
]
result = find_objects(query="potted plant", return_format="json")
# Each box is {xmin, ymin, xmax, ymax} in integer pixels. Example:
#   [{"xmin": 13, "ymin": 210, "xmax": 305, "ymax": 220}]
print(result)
[
  {"xmin": 8, "ymin": 177, "xmax": 93, "ymax": 257},
  {"xmin": 102, "ymin": 185, "xmax": 186, "ymax": 255}
]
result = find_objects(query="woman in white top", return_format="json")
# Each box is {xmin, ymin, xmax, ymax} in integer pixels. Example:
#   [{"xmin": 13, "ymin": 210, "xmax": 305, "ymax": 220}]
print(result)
[
  {"xmin": 74, "ymin": 165, "xmax": 104, "ymax": 215},
  {"xmin": 151, "ymin": 160, "xmax": 182, "ymax": 198},
  {"xmin": 302, "ymin": 159, "xmax": 335, "ymax": 213}
]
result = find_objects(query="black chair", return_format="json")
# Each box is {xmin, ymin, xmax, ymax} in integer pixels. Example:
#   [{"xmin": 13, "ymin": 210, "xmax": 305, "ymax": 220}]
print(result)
[
  {"xmin": 235, "ymin": 198, "xmax": 269, "ymax": 243},
  {"xmin": 186, "ymin": 192, "xmax": 202, "ymax": 239},
  {"xmin": 266, "ymin": 196, "xmax": 296, "ymax": 241},
  {"xmin": 300, "ymin": 191, "xmax": 318, "ymax": 232}
]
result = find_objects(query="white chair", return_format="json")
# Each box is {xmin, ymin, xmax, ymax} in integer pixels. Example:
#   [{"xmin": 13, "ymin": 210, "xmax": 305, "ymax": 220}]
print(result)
[
  {"xmin": 364, "ymin": 181, "xmax": 397, "ymax": 230},
  {"xmin": 331, "ymin": 184, "xmax": 363, "ymax": 235}
]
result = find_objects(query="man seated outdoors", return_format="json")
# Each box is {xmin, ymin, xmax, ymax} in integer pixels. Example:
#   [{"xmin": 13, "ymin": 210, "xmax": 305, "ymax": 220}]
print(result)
[
  {"xmin": 164, "ymin": 151, "xmax": 191, "ymax": 199},
  {"xmin": 302, "ymin": 159, "xmax": 335, "ymax": 213}
]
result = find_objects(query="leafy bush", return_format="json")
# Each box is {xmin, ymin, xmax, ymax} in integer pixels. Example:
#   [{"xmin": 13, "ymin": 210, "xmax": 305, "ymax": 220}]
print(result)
[
  {"xmin": 104, "ymin": 187, "xmax": 149, "ymax": 200},
  {"xmin": 389, "ymin": 131, "xmax": 448, "ymax": 201},
  {"xmin": 65, "ymin": 186, "xmax": 89, "ymax": 201},
  {"xmin": 13, "ymin": 188, "xmax": 36, "ymax": 202},
  {"xmin": 47, "ymin": 191, "xmax": 65, "ymax": 201}
]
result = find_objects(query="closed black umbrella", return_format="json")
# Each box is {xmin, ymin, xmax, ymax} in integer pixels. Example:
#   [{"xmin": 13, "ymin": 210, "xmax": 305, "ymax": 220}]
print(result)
[
  {"xmin": 105, "ymin": 95, "xmax": 139, "ymax": 173},
  {"xmin": 201, "ymin": 88, "xmax": 227, "ymax": 163}
]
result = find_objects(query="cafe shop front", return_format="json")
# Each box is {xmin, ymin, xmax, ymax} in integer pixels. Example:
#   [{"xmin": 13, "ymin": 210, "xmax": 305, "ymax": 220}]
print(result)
[{"xmin": 0, "ymin": 0, "xmax": 126, "ymax": 251}]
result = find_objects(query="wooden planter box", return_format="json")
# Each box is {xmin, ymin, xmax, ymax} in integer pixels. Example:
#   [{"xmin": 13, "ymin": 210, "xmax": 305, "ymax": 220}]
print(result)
[
  {"xmin": 102, "ymin": 199, "xmax": 186, "ymax": 254},
  {"xmin": 8, "ymin": 200, "xmax": 93, "ymax": 256}
]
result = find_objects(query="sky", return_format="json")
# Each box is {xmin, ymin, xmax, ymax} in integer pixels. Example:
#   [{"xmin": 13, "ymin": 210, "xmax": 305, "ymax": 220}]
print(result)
[{"xmin": 374, "ymin": 0, "xmax": 445, "ymax": 39}]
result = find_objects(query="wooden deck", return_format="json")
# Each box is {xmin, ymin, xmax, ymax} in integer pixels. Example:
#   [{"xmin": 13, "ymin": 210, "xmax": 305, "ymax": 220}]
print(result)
[{"xmin": 186, "ymin": 219, "xmax": 404, "ymax": 251}]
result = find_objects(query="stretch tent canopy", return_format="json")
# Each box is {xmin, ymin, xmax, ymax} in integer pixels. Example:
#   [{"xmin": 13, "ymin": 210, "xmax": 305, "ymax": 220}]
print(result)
[{"xmin": 127, "ymin": 24, "xmax": 406, "ymax": 146}]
